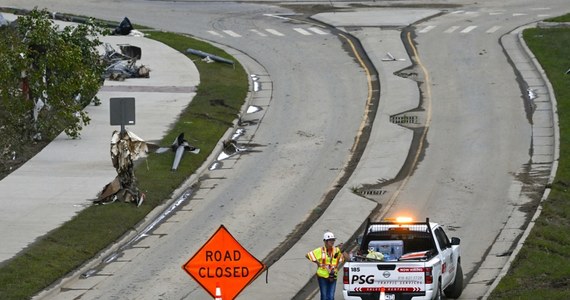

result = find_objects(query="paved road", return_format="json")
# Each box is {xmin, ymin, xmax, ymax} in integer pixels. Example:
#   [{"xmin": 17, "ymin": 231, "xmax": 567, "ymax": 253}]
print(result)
[
  {"xmin": 336, "ymin": 1, "xmax": 566, "ymax": 299},
  {"xmin": 340, "ymin": 1, "xmax": 566, "ymax": 299},
  {"xmin": 1, "ymin": 1, "xmax": 568, "ymax": 299},
  {"xmin": 3, "ymin": 1, "xmax": 371, "ymax": 299},
  {"xmin": 396, "ymin": 3, "xmax": 567, "ymax": 299},
  {"xmin": 384, "ymin": 6, "xmax": 533, "ymax": 298}
]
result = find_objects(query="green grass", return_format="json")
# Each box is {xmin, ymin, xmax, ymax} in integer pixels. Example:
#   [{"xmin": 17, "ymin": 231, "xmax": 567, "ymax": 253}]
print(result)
[
  {"xmin": 545, "ymin": 14, "xmax": 570, "ymax": 23},
  {"xmin": 1, "ymin": 9, "xmax": 569, "ymax": 300},
  {"xmin": 0, "ymin": 30, "xmax": 248, "ymax": 300},
  {"xmin": 489, "ymin": 16, "xmax": 570, "ymax": 300}
]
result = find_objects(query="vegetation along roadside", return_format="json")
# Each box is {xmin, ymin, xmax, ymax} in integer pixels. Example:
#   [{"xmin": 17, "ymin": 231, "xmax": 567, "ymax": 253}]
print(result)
[
  {"xmin": 0, "ymin": 10, "xmax": 248, "ymax": 300},
  {"xmin": 490, "ymin": 13, "xmax": 570, "ymax": 300},
  {"xmin": 1, "ymin": 8, "xmax": 569, "ymax": 300}
]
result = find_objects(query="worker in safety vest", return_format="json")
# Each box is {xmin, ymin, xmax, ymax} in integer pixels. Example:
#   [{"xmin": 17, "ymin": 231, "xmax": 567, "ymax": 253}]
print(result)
[{"xmin": 306, "ymin": 231, "xmax": 344, "ymax": 300}]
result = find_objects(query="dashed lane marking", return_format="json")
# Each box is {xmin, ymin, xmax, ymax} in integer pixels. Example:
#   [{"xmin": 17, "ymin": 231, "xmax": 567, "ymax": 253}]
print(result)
[
  {"xmin": 207, "ymin": 30, "xmax": 224, "ymax": 37},
  {"xmin": 250, "ymin": 29, "xmax": 267, "ymax": 37},
  {"xmin": 418, "ymin": 25, "xmax": 436, "ymax": 33},
  {"xmin": 460, "ymin": 26, "xmax": 478, "ymax": 33},
  {"xmin": 486, "ymin": 26, "xmax": 502, "ymax": 33},
  {"xmin": 222, "ymin": 30, "xmax": 241, "ymax": 37},
  {"xmin": 444, "ymin": 26, "xmax": 460, "ymax": 33},
  {"xmin": 293, "ymin": 28, "xmax": 312, "ymax": 35},
  {"xmin": 308, "ymin": 27, "xmax": 329, "ymax": 35},
  {"xmin": 209, "ymin": 28, "xmax": 324, "ymax": 38},
  {"xmin": 265, "ymin": 28, "xmax": 285, "ymax": 36}
]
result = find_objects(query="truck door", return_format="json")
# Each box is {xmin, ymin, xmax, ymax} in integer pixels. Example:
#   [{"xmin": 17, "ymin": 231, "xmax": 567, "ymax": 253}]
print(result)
[{"xmin": 434, "ymin": 227, "xmax": 454, "ymax": 287}]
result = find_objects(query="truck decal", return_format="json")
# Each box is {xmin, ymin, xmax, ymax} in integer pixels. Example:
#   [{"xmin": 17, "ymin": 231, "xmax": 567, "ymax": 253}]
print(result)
[
  {"xmin": 398, "ymin": 267, "xmax": 426, "ymax": 272},
  {"xmin": 354, "ymin": 287, "xmax": 422, "ymax": 292},
  {"xmin": 343, "ymin": 218, "xmax": 463, "ymax": 300},
  {"xmin": 351, "ymin": 275, "xmax": 375, "ymax": 284},
  {"xmin": 376, "ymin": 280, "xmax": 423, "ymax": 285}
]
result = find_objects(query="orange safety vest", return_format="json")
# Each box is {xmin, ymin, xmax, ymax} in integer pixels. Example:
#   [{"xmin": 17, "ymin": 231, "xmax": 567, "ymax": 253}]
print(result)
[{"xmin": 307, "ymin": 246, "xmax": 344, "ymax": 278}]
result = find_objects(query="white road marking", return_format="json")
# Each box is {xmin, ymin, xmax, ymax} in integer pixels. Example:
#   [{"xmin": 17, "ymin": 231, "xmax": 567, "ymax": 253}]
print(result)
[
  {"xmin": 308, "ymin": 27, "xmax": 329, "ymax": 35},
  {"xmin": 444, "ymin": 26, "xmax": 460, "ymax": 33},
  {"xmin": 207, "ymin": 30, "xmax": 224, "ymax": 37},
  {"xmin": 486, "ymin": 26, "xmax": 502, "ymax": 33},
  {"xmin": 419, "ymin": 25, "xmax": 436, "ymax": 33},
  {"xmin": 265, "ymin": 29, "xmax": 285, "ymax": 36},
  {"xmin": 250, "ymin": 29, "xmax": 267, "ymax": 37},
  {"xmin": 460, "ymin": 26, "xmax": 478, "ymax": 33},
  {"xmin": 293, "ymin": 28, "xmax": 312, "ymax": 35},
  {"xmin": 262, "ymin": 13, "xmax": 296, "ymax": 21},
  {"xmin": 222, "ymin": 30, "xmax": 241, "ymax": 37}
]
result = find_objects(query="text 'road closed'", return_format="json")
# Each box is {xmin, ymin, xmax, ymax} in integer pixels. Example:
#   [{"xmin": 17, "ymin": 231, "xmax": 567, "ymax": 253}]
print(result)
[
  {"xmin": 198, "ymin": 250, "xmax": 250, "ymax": 278},
  {"xmin": 182, "ymin": 225, "xmax": 265, "ymax": 300}
]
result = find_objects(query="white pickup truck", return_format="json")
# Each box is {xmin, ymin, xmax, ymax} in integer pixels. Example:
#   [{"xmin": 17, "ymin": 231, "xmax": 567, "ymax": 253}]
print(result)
[{"xmin": 342, "ymin": 218, "xmax": 463, "ymax": 300}]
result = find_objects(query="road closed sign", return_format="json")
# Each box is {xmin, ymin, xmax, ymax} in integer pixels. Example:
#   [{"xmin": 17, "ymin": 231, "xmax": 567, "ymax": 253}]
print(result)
[{"xmin": 182, "ymin": 225, "xmax": 265, "ymax": 299}]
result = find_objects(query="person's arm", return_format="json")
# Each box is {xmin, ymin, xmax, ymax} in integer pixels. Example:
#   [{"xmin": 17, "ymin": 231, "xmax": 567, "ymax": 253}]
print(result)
[
  {"xmin": 306, "ymin": 249, "xmax": 319, "ymax": 265},
  {"xmin": 337, "ymin": 247, "xmax": 345, "ymax": 264}
]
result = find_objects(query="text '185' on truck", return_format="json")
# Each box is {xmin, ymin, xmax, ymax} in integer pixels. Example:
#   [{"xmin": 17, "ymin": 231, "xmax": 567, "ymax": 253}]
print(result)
[{"xmin": 343, "ymin": 218, "xmax": 463, "ymax": 300}]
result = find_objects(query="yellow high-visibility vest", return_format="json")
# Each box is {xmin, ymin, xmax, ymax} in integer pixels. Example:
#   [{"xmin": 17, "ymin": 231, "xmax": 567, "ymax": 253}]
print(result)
[{"xmin": 306, "ymin": 246, "xmax": 344, "ymax": 278}]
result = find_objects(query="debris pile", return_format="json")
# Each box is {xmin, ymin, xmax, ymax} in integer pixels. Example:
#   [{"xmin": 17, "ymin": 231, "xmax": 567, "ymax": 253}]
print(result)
[
  {"xmin": 94, "ymin": 130, "xmax": 147, "ymax": 206},
  {"xmin": 170, "ymin": 133, "xmax": 200, "ymax": 171},
  {"xmin": 101, "ymin": 43, "xmax": 149, "ymax": 81},
  {"xmin": 187, "ymin": 48, "xmax": 234, "ymax": 65},
  {"xmin": 113, "ymin": 17, "xmax": 133, "ymax": 36},
  {"xmin": 101, "ymin": 17, "xmax": 149, "ymax": 81}
]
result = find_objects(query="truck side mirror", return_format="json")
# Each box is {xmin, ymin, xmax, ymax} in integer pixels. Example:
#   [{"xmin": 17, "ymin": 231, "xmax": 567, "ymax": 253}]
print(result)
[
  {"xmin": 356, "ymin": 236, "xmax": 363, "ymax": 246},
  {"xmin": 451, "ymin": 237, "xmax": 460, "ymax": 245}
]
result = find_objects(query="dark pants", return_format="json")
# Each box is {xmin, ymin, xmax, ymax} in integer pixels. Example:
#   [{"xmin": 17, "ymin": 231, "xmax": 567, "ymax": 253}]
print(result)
[{"xmin": 318, "ymin": 277, "xmax": 337, "ymax": 300}]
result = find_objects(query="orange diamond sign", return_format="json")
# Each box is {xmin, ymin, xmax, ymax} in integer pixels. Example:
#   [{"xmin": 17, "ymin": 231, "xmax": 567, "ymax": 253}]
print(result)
[{"xmin": 182, "ymin": 225, "xmax": 265, "ymax": 299}]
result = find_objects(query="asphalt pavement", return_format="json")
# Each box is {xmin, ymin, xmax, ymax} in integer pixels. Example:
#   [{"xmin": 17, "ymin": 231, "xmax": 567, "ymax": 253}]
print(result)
[{"xmin": 0, "ymin": 7, "xmax": 558, "ymax": 300}]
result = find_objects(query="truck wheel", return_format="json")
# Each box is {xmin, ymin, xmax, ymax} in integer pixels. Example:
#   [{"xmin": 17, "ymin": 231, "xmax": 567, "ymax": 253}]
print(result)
[
  {"xmin": 444, "ymin": 263, "xmax": 464, "ymax": 298},
  {"xmin": 434, "ymin": 279, "xmax": 442, "ymax": 300}
]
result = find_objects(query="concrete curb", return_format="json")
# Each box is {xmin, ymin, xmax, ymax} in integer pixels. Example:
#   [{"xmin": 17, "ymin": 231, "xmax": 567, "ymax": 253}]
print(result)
[
  {"xmin": 482, "ymin": 23, "xmax": 560, "ymax": 299},
  {"xmin": 33, "ymin": 35, "xmax": 270, "ymax": 299}
]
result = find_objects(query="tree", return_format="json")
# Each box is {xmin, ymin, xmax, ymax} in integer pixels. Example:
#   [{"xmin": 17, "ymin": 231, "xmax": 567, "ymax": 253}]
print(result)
[{"xmin": 0, "ymin": 8, "xmax": 106, "ymax": 174}]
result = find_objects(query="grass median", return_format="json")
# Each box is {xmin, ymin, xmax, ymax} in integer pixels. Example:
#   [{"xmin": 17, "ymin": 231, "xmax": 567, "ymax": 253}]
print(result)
[
  {"xmin": 0, "ymin": 30, "xmax": 248, "ymax": 300},
  {"xmin": 2, "ymin": 10, "xmax": 569, "ymax": 300},
  {"xmin": 489, "ymin": 14, "xmax": 570, "ymax": 299}
]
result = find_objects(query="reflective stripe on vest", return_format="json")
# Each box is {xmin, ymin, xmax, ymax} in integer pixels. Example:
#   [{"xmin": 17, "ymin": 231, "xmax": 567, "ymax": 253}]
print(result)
[{"xmin": 316, "ymin": 247, "xmax": 341, "ymax": 278}]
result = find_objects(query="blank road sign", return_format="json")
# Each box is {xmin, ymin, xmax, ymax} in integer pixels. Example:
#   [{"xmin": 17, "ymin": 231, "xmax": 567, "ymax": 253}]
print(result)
[{"xmin": 110, "ymin": 97, "xmax": 135, "ymax": 126}]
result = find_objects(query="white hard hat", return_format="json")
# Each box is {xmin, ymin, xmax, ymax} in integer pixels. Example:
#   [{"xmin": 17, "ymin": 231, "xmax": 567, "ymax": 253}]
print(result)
[{"xmin": 323, "ymin": 232, "xmax": 336, "ymax": 240}]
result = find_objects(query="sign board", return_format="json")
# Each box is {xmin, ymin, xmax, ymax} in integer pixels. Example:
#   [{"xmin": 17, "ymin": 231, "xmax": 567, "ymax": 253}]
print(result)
[
  {"xmin": 182, "ymin": 225, "xmax": 265, "ymax": 300},
  {"xmin": 110, "ymin": 97, "xmax": 136, "ymax": 126}
]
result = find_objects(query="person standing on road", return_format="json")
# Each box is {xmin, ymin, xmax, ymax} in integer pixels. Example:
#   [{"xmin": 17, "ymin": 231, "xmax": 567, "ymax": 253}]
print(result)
[{"xmin": 306, "ymin": 231, "xmax": 344, "ymax": 300}]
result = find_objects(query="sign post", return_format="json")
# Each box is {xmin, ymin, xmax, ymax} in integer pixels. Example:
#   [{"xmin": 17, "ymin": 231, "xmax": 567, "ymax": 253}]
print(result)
[{"xmin": 182, "ymin": 225, "xmax": 265, "ymax": 300}]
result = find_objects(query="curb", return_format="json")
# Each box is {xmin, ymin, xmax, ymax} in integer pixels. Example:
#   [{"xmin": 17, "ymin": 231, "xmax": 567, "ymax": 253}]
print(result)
[
  {"xmin": 482, "ymin": 22, "xmax": 560, "ymax": 299},
  {"xmin": 33, "ymin": 35, "xmax": 267, "ymax": 300}
]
